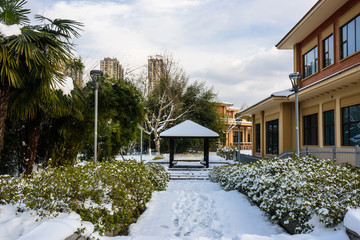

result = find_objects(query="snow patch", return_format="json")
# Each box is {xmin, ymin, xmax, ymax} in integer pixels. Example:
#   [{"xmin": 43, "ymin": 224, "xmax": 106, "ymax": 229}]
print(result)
[
  {"xmin": 54, "ymin": 76, "xmax": 74, "ymax": 95},
  {"xmin": 0, "ymin": 204, "xmax": 84, "ymax": 240},
  {"xmin": 344, "ymin": 208, "xmax": 360, "ymax": 236},
  {"xmin": 0, "ymin": 22, "xmax": 22, "ymax": 37}
]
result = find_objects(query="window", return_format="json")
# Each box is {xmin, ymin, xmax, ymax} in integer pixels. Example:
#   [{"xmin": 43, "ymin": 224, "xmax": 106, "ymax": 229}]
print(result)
[
  {"xmin": 233, "ymin": 131, "xmax": 238, "ymax": 143},
  {"xmin": 248, "ymin": 134, "xmax": 251, "ymax": 143},
  {"xmin": 341, "ymin": 15, "xmax": 360, "ymax": 59},
  {"xmin": 303, "ymin": 46, "xmax": 318, "ymax": 78},
  {"xmin": 342, "ymin": 104, "xmax": 360, "ymax": 146},
  {"xmin": 323, "ymin": 34, "xmax": 334, "ymax": 68},
  {"xmin": 256, "ymin": 124, "xmax": 261, "ymax": 153},
  {"xmin": 324, "ymin": 110, "xmax": 335, "ymax": 145},
  {"xmin": 233, "ymin": 130, "xmax": 242, "ymax": 144},
  {"xmin": 266, "ymin": 120, "xmax": 278, "ymax": 155},
  {"xmin": 303, "ymin": 113, "xmax": 318, "ymax": 145}
]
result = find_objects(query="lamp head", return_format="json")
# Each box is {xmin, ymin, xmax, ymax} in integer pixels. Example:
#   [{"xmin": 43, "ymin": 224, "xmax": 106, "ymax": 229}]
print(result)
[
  {"xmin": 289, "ymin": 72, "xmax": 302, "ymax": 92},
  {"xmin": 236, "ymin": 118, "xmax": 243, "ymax": 124},
  {"xmin": 90, "ymin": 70, "xmax": 103, "ymax": 83}
]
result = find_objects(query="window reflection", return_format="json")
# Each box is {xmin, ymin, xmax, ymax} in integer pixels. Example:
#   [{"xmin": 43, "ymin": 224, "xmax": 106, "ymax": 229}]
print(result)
[{"xmin": 303, "ymin": 46, "xmax": 318, "ymax": 78}]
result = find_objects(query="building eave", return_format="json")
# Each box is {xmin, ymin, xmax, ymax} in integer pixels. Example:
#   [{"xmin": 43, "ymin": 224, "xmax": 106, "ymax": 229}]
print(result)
[
  {"xmin": 240, "ymin": 63, "xmax": 360, "ymax": 116},
  {"xmin": 276, "ymin": 0, "xmax": 349, "ymax": 49},
  {"xmin": 240, "ymin": 95, "xmax": 290, "ymax": 116}
]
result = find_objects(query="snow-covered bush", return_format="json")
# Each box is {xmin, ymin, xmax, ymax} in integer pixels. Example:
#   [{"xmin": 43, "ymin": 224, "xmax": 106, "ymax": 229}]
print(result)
[
  {"xmin": 209, "ymin": 156, "xmax": 360, "ymax": 233},
  {"xmin": 217, "ymin": 146, "xmax": 237, "ymax": 160},
  {"xmin": 0, "ymin": 160, "xmax": 168, "ymax": 235}
]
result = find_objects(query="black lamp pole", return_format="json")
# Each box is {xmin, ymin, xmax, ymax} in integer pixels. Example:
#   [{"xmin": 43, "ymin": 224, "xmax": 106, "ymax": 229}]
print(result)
[
  {"xmin": 289, "ymin": 72, "xmax": 302, "ymax": 156},
  {"xmin": 236, "ymin": 118, "xmax": 243, "ymax": 152}
]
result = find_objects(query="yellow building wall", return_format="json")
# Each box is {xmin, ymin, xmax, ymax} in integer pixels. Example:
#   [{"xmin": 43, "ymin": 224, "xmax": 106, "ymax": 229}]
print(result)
[{"xmin": 300, "ymin": 82, "xmax": 360, "ymax": 148}]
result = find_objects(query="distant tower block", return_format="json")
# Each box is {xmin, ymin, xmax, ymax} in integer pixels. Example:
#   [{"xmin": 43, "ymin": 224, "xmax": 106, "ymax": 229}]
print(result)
[
  {"xmin": 100, "ymin": 57, "xmax": 124, "ymax": 80},
  {"xmin": 148, "ymin": 55, "xmax": 165, "ymax": 93}
]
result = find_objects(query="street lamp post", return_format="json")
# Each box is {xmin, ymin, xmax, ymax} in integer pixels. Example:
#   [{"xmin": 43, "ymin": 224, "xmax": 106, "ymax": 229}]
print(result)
[
  {"xmin": 90, "ymin": 70, "xmax": 103, "ymax": 161},
  {"xmin": 236, "ymin": 118, "xmax": 243, "ymax": 152},
  {"xmin": 289, "ymin": 72, "xmax": 302, "ymax": 156},
  {"xmin": 140, "ymin": 124, "xmax": 143, "ymax": 162}
]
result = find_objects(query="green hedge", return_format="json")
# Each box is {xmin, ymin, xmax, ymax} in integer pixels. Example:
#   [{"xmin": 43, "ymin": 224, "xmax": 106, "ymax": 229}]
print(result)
[
  {"xmin": 0, "ymin": 160, "xmax": 169, "ymax": 235},
  {"xmin": 209, "ymin": 156, "xmax": 360, "ymax": 233},
  {"xmin": 217, "ymin": 146, "xmax": 237, "ymax": 160}
]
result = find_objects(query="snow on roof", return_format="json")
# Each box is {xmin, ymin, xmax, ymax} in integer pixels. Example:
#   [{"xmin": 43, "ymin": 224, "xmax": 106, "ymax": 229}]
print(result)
[
  {"xmin": 271, "ymin": 89, "xmax": 293, "ymax": 97},
  {"xmin": 160, "ymin": 120, "xmax": 219, "ymax": 138},
  {"xmin": 0, "ymin": 23, "xmax": 22, "ymax": 37},
  {"xmin": 220, "ymin": 102, "xmax": 233, "ymax": 106}
]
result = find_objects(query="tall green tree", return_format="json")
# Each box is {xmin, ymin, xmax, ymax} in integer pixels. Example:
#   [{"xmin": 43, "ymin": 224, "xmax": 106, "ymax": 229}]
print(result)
[
  {"xmin": 80, "ymin": 78, "xmax": 145, "ymax": 161},
  {"xmin": 0, "ymin": 0, "xmax": 83, "ymax": 173}
]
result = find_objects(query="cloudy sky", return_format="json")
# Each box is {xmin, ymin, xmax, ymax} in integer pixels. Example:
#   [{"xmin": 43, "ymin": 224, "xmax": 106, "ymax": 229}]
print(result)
[{"xmin": 27, "ymin": 0, "xmax": 317, "ymax": 107}]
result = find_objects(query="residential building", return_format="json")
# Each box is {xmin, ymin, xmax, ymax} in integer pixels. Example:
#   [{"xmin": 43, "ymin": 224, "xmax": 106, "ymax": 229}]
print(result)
[
  {"xmin": 241, "ymin": 0, "xmax": 360, "ymax": 165},
  {"xmin": 65, "ymin": 67, "xmax": 83, "ymax": 88},
  {"xmin": 219, "ymin": 102, "xmax": 252, "ymax": 150},
  {"xmin": 148, "ymin": 55, "xmax": 165, "ymax": 93},
  {"xmin": 100, "ymin": 57, "xmax": 124, "ymax": 80},
  {"xmin": 59, "ymin": 59, "xmax": 84, "ymax": 88}
]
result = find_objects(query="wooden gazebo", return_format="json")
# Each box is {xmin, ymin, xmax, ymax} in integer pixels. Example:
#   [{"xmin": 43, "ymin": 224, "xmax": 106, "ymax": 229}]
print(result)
[{"xmin": 159, "ymin": 120, "xmax": 219, "ymax": 168}]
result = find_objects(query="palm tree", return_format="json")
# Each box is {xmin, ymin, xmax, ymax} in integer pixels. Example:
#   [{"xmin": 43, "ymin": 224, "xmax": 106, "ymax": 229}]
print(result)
[{"xmin": 0, "ymin": 0, "xmax": 83, "ymax": 173}]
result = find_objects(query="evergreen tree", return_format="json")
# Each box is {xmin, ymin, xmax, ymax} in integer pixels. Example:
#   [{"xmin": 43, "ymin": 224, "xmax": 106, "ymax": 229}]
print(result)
[{"xmin": 0, "ymin": 0, "xmax": 83, "ymax": 174}]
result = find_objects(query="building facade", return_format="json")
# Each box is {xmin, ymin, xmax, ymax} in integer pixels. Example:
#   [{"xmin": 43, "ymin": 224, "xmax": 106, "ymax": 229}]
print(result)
[
  {"xmin": 100, "ymin": 57, "xmax": 124, "ymax": 80},
  {"xmin": 219, "ymin": 102, "xmax": 252, "ymax": 150},
  {"xmin": 148, "ymin": 55, "xmax": 165, "ymax": 93},
  {"xmin": 241, "ymin": 0, "xmax": 360, "ymax": 165},
  {"xmin": 65, "ymin": 68, "xmax": 83, "ymax": 88}
]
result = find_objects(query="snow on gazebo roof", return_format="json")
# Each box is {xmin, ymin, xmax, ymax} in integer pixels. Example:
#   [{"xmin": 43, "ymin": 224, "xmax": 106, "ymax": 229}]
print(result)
[{"xmin": 160, "ymin": 120, "xmax": 219, "ymax": 138}]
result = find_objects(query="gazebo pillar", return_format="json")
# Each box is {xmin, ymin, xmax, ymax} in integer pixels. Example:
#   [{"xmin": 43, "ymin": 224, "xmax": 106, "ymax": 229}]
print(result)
[
  {"xmin": 169, "ymin": 138, "xmax": 174, "ymax": 168},
  {"xmin": 204, "ymin": 138, "xmax": 209, "ymax": 168}
]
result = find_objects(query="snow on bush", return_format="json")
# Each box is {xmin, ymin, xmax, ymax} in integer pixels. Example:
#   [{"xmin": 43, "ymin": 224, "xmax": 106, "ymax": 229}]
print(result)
[
  {"xmin": 0, "ymin": 160, "xmax": 169, "ymax": 235},
  {"xmin": 209, "ymin": 155, "xmax": 360, "ymax": 233},
  {"xmin": 0, "ymin": 23, "xmax": 22, "ymax": 37},
  {"xmin": 217, "ymin": 146, "xmax": 237, "ymax": 160}
]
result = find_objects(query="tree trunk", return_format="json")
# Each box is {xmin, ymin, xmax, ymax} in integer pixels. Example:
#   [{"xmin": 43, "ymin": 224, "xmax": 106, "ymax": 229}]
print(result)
[
  {"xmin": 0, "ymin": 82, "xmax": 10, "ymax": 161},
  {"xmin": 24, "ymin": 116, "xmax": 41, "ymax": 175},
  {"xmin": 155, "ymin": 136, "xmax": 161, "ymax": 156},
  {"xmin": 148, "ymin": 136, "xmax": 152, "ymax": 155}
]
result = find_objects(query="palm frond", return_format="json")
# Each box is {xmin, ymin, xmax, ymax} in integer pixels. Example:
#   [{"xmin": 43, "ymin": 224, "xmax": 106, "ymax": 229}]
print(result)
[
  {"xmin": 35, "ymin": 14, "xmax": 84, "ymax": 39},
  {"xmin": 0, "ymin": 0, "xmax": 30, "ymax": 25}
]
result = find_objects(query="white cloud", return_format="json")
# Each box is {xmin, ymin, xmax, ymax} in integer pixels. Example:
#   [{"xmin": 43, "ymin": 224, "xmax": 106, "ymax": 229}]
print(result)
[
  {"xmin": 30, "ymin": 0, "xmax": 317, "ymax": 106},
  {"xmin": 136, "ymin": 0, "xmax": 205, "ymax": 13},
  {"xmin": 190, "ymin": 47, "xmax": 294, "ymax": 106}
]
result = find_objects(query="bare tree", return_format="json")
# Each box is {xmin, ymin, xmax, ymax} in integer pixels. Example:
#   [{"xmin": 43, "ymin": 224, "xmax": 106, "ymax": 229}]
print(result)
[{"xmin": 142, "ymin": 53, "xmax": 190, "ymax": 155}]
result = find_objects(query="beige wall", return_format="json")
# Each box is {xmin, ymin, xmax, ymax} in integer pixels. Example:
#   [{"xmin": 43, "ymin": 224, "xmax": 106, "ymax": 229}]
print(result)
[
  {"xmin": 251, "ymin": 80, "xmax": 360, "ymax": 158},
  {"xmin": 300, "ymin": 81, "xmax": 360, "ymax": 148}
]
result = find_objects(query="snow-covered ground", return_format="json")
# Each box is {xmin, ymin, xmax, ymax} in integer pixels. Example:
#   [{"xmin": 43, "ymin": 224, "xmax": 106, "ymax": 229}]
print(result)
[
  {"xmin": 118, "ymin": 181, "xmax": 285, "ymax": 239},
  {"xmin": 0, "ymin": 153, "xmax": 355, "ymax": 240},
  {"xmin": 109, "ymin": 181, "xmax": 350, "ymax": 240}
]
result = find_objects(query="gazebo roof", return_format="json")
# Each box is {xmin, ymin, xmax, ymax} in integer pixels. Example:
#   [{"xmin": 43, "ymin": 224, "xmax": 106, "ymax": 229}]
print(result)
[{"xmin": 160, "ymin": 120, "xmax": 219, "ymax": 138}]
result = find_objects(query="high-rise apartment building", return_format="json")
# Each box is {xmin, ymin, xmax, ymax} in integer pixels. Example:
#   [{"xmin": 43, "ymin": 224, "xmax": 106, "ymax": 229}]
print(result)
[
  {"xmin": 148, "ymin": 55, "xmax": 165, "ymax": 93},
  {"xmin": 100, "ymin": 57, "xmax": 124, "ymax": 80}
]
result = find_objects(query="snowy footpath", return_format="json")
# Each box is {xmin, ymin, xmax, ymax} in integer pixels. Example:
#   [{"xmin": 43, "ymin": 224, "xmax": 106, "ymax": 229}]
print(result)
[
  {"xmin": 0, "ymin": 179, "xmax": 352, "ymax": 240},
  {"xmin": 111, "ymin": 180, "xmax": 349, "ymax": 240}
]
